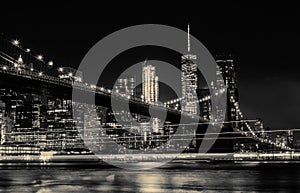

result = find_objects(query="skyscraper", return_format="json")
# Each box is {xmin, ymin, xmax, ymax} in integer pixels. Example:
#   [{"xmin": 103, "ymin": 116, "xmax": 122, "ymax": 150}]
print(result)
[
  {"xmin": 141, "ymin": 62, "xmax": 161, "ymax": 134},
  {"xmin": 181, "ymin": 24, "xmax": 198, "ymax": 115},
  {"xmin": 142, "ymin": 63, "xmax": 159, "ymax": 103},
  {"xmin": 215, "ymin": 55, "xmax": 239, "ymax": 128}
]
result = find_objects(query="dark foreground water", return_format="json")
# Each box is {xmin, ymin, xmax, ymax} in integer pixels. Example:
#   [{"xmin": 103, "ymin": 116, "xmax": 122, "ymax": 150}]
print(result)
[{"xmin": 1, "ymin": 164, "xmax": 300, "ymax": 192}]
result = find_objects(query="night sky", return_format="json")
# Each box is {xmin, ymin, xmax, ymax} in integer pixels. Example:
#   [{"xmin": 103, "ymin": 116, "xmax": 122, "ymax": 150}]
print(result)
[{"xmin": 1, "ymin": 1, "xmax": 300, "ymax": 129}]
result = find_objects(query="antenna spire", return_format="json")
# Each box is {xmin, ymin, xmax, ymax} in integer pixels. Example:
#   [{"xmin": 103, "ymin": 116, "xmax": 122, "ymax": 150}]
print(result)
[
  {"xmin": 142, "ymin": 58, "xmax": 148, "ymax": 66},
  {"xmin": 187, "ymin": 24, "xmax": 190, "ymax": 52}
]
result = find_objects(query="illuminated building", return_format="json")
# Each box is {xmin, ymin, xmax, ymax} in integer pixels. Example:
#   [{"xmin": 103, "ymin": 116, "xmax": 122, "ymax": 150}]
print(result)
[
  {"xmin": 141, "ymin": 63, "xmax": 161, "ymax": 134},
  {"xmin": 45, "ymin": 98, "xmax": 83, "ymax": 151},
  {"xmin": 198, "ymin": 89, "xmax": 211, "ymax": 120},
  {"xmin": 216, "ymin": 55, "xmax": 239, "ymax": 129},
  {"xmin": 115, "ymin": 74, "xmax": 136, "ymax": 97},
  {"xmin": 0, "ymin": 101, "xmax": 6, "ymax": 145},
  {"xmin": 181, "ymin": 24, "xmax": 198, "ymax": 115},
  {"xmin": 142, "ymin": 63, "xmax": 159, "ymax": 103}
]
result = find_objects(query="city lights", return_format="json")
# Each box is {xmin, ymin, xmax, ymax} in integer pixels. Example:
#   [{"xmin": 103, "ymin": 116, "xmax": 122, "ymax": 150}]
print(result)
[
  {"xmin": 37, "ymin": 55, "xmax": 43, "ymax": 61},
  {"xmin": 48, "ymin": 61, "xmax": 53, "ymax": 66},
  {"xmin": 12, "ymin": 39, "xmax": 20, "ymax": 46},
  {"xmin": 0, "ymin": 27, "xmax": 294, "ymax": 162}
]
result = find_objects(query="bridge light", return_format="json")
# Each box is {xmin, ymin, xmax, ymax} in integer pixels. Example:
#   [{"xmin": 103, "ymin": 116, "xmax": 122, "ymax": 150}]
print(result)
[
  {"xmin": 12, "ymin": 39, "xmax": 20, "ymax": 46},
  {"xmin": 37, "ymin": 55, "xmax": 43, "ymax": 61},
  {"xmin": 38, "ymin": 72, "xmax": 43, "ymax": 76},
  {"xmin": 48, "ymin": 61, "xmax": 53, "ymax": 66},
  {"xmin": 18, "ymin": 55, "xmax": 23, "ymax": 64},
  {"xmin": 25, "ymin": 48, "xmax": 31, "ymax": 52},
  {"xmin": 2, "ymin": 66, "xmax": 7, "ymax": 70},
  {"xmin": 30, "ymin": 68, "xmax": 34, "ymax": 71},
  {"xmin": 58, "ymin": 67, "xmax": 63, "ymax": 72},
  {"xmin": 68, "ymin": 72, "xmax": 73, "ymax": 77}
]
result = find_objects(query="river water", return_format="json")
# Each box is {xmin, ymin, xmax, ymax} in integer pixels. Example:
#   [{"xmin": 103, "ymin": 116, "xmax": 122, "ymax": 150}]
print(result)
[{"xmin": 1, "ymin": 164, "xmax": 300, "ymax": 192}]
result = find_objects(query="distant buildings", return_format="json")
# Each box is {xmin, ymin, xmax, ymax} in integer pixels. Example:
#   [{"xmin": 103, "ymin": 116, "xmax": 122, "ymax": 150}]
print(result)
[
  {"xmin": 0, "ymin": 88, "xmax": 88, "ymax": 155},
  {"xmin": 58, "ymin": 67, "xmax": 83, "ymax": 82},
  {"xmin": 0, "ymin": 100, "xmax": 6, "ymax": 145},
  {"xmin": 198, "ymin": 89, "xmax": 211, "ymax": 120},
  {"xmin": 115, "ymin": 74, "xmax": 136, "ymax": 97}
]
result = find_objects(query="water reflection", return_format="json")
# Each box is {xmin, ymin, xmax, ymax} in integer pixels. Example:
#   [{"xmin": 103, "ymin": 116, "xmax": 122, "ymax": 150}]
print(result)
[
  {"xmin": 136, "ymin": 173, "xmax": 165, "ymax": 192},
  {"xmin": 1, "ymin": 166, "xmax": 300, "ymax": 192}
]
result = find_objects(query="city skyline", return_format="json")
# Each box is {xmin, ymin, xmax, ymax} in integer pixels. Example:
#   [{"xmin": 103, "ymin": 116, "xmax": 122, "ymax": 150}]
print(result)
[
  {"xmin": 1, "ymin": 2, "xmax": 299, "ymax": 129},
  {"xmin": 0, "ymin": 2, "xmax": 300, "ymax": 192},
  {"xmin": 0, "ymin": 28, "xmax": 294, "ymax": 154}
]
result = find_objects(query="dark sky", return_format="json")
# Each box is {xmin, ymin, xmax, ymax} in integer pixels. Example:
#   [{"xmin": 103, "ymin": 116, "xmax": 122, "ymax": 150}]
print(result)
[{"xmin": 1, "ymin": 1, "xmax": 300, "ymax": 129}]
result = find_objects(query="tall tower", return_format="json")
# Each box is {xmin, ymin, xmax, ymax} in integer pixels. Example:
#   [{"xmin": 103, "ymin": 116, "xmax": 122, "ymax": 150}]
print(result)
[
  {"xmin": 142, "ymin": 62, "xmax": 159, "ymax": 103},
  {"xmin": 216, "ymin": 55, "xmax": 239, "ymax": 129},
  {"xmin": 181, "ymin": 24, "xmax": 198, "ymax": 115}
]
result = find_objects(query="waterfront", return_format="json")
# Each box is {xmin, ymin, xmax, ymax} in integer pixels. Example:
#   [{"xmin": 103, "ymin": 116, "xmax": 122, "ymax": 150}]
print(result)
[{"xmin": 1, "ymin": 164, "xmax": 300, "ymax": 192}]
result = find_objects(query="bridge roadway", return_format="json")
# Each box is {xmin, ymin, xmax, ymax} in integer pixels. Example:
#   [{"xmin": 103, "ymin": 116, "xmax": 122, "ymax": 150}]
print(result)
[{"xmin": 0, "ymin": 65, "xmax": 207, "ymax": 124}]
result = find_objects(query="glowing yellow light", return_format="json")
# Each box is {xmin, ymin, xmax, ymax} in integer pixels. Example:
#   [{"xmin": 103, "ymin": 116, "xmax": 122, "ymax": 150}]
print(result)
[
  {"xmin": 48, "ymin": 61, "xmax": 53, "ymax": 66},
  {"xmin": 12, "ymin": 39, "xmax": 20, "ymax": 46},
  {"xmin": 37, "ymin": 55, "xmax": 43, "ymax": 61}
]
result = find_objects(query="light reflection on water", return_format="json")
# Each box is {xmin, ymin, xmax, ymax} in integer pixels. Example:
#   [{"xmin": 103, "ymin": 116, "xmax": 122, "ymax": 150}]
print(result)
[{"xmin": 1, "ymin": 165, "xmax": 300, "ymax": 192}]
